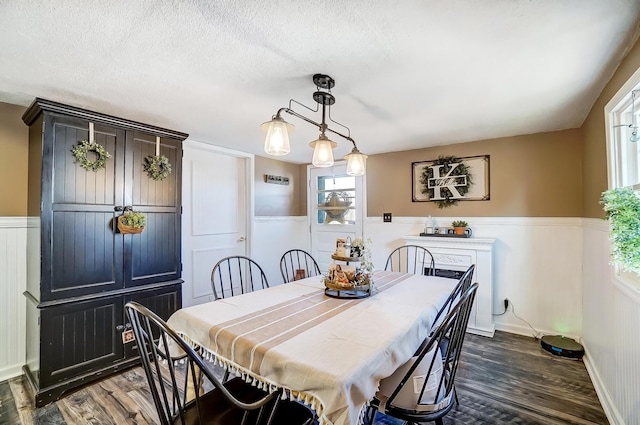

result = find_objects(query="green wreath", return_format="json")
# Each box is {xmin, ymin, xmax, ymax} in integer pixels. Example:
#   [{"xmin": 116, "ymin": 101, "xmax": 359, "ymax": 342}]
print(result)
[
  {"xmin": 71, "ymin": 140, "xmax": 112, "ymax": 172},
  {"xmin": 419, "ymin": 155, "xmax": 473, "ymax": 209},
  {"xmin": 143, "ymin": 155, "xmax": 172, "ymax": 181}
]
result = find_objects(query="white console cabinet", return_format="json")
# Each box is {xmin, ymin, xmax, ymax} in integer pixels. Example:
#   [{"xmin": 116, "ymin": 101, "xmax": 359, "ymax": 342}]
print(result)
[{"xmin": 403, "ymin": 235, "xmax": 496, "ymax": 337}]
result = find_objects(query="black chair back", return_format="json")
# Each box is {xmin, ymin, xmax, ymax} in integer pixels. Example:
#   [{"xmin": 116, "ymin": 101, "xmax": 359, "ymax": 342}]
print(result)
[
  {"xmin": 369, "ymin": 283, "xmax": 479, "ymax": 424},
  {"xmin": 125, "ymin": 302, "xmax": 280, "ymax": 425},
  {"xmin": 431, "ymin": 264, "xmax": 475, "ymax": 332},
  {"xmin": 280, "ymin": 249, "xmax": 321, "ymax": 283},
  {"xmin": 211, "ymin": 256, "xmax": 269, "ymax": 300},
  {"xmin": 384, "ymin": 245, "xmax": 436, "ymax": 275}
]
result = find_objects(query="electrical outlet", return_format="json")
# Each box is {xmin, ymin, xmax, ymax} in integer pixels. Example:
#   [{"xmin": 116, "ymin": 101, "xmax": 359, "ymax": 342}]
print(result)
[
  {"xmin": 504, "ymin": 298, "xmax": 509, "ymax": 310},
  {"xmin": 383, "ymin": 212, "xmax": 392, "ymax": 222}
]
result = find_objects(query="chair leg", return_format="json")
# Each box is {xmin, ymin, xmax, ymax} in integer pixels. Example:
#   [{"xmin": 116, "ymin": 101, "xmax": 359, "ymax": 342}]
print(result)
[
  {"xmin": 435, "ymin": 419, "xmax": 444, "ymax": 425},
  {"xmin": 454, "ymin": 386, "xmax": 459, "ymax": 405}
]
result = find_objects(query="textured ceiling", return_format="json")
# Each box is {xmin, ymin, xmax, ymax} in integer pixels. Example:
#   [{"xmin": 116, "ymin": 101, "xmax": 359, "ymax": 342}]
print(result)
[{"xmin": 1, "ymin": 1, "xmax": 639, "ymax": 163}]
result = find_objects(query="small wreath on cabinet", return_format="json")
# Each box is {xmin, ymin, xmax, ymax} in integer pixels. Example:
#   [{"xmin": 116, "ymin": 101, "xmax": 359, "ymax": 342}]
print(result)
[
  {"xmin": 71, "ymin": 140, "xmax": 112, "ymax": 172},
  {"xmin": 143, "ymin": 155, "xmax": 172, "ymax": 181}
]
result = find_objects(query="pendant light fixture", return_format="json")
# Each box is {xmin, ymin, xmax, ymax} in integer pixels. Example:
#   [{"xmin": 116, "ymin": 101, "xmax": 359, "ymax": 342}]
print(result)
[{"xmin": 261, "ymin": 74, "xmax": 368, "ymax": 175}]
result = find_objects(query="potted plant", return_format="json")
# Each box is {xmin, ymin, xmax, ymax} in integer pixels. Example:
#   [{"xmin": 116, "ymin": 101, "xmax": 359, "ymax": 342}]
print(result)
[
  {"xmin": 117, "ymin": 210, "xmax": 147, "ymax": 234},
  {"xmin": 451, "ymin": 220, "xmax": 468, "ymax": 235},
  {"xmin": 600, "ymin": 187, "xmax": 640, "ymax": 273}
]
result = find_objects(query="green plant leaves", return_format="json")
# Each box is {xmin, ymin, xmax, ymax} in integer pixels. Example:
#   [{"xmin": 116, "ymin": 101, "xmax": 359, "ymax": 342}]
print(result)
[{"xmin": 601, "ymin": 187, "xmax": 640, "ymax": 273}]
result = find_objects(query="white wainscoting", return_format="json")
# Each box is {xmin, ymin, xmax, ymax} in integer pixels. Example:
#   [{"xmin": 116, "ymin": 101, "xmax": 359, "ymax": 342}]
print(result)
[
  {"xmin": 253, "ymin": 217, "xmax": 309, "ymax": 286},
  {"xmin": 582, "ymin": 218, "xmax": 639, "ymax": 425},
  {"xmin": 0, "ymin": 217, "xmax": 28, "ymax": 381},
  {"xmin": 364, "ymin": 216, "xmax": 584, "ymax": 339}
]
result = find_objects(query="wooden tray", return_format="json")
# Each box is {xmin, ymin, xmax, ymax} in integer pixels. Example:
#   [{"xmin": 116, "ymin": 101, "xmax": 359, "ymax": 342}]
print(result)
[
  {"xmin": 324, "ymin": 280, "xmax": 370, "ymax": 299},
  {"xmin": 331, "ymin": 254, "xmax": 362, "ymax": 262},
  {"xmin": 419, "ymin": 232, "xmax": 470, "ymax": 238}
]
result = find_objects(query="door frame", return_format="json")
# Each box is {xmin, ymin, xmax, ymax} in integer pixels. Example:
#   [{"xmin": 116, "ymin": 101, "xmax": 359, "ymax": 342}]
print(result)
[{"xmin": 182, "ymin": 139, "xmax": 255, "ymax": 304}]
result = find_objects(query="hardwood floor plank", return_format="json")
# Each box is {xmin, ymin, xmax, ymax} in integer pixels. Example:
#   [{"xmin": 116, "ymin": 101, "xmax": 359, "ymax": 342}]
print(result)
[
  {"xmin": 0, "ymin": 332, "xmax": 609, "ymax": 425},
  {"xmin": 0, "ymin": 380, "xmax": 20, "ymax": 425}
]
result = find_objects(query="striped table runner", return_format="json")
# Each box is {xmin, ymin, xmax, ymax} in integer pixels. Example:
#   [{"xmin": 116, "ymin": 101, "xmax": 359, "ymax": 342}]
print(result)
[{"xmin": 168, "ymin": 270, "xmax": 457, "ymax": 425}]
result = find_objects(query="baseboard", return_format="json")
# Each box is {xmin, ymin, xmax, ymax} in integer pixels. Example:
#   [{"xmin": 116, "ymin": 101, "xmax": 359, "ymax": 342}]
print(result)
[
  {"xmin": 581, "ymin": 341, "xmax": 625, "ymax": 425},
  {"xmin": 0, "ymin": 363, "xmax": 24, "ymax": 383},
  {"xmin": 494, "ymin": 322, "xmax": 579, "ymax": 340}
]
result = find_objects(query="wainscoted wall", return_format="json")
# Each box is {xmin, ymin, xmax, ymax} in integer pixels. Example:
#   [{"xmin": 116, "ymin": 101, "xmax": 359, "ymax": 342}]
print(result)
[
  {"xmin": 582, "ymin": 218, "xmax": 640, "ymax": 425},
  {"xmin": 363, "ymin": 216, "xmax": 584, "ymax": 338},
  {"xmin": 252, "ymin": 217, "xmax": 309, "ymax": 286},
  {"xmin": 0, "ymin": 218, "xmax": 27, "ymax": 381}
]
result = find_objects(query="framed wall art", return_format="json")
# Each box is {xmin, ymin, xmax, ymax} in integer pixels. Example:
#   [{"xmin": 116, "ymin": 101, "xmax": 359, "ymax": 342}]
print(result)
[{"xmin": 412, "ymin": 155, "xmax": 490, "ymax": 208}]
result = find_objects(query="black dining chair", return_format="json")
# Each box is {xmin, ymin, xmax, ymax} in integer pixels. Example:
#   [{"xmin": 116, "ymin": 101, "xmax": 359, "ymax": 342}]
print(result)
[
  {"xmin": 125, "ymin": 302, "xmax": 314, "ymax": 425},
  {"xmin": 384, "ymin": 245, "xmax": 436, "ymax": 276},
  {"xmin": 211, "ymin": 256, "xmax": 269, "ymax": 300},
  {"xmin": 280, "ymin": 249, "xmax": 321, "ymax": 283},
  {"xmin": 365, "ymin": 283, "xmax": 479, "ymax": 425}
]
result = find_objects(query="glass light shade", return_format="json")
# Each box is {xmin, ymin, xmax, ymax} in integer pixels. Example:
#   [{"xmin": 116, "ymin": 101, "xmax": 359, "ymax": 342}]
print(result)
[
  {"xmin": 261, "ymin": 116, "xmax": 294, "ymax": 155},
  {"xmin": 345, "ymin": 148, "xmax": 368, "ymax": 176},
  {"xmin": 309, "ymin": 134, "xmax": 337, "ymax": 167},
  {"xmin": 631, "ymin": 128, "xmax": 640, "ymax": 143}
]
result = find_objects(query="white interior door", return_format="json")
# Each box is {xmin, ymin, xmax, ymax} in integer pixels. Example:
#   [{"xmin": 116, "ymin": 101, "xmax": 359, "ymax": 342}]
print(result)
[
  {"xmin": 182, "ymin": 141, "xmax": 250, "ymax": 306},
  {"xmin": 309, "ymin": 162, "xmax": 364, "ymax": 273}
]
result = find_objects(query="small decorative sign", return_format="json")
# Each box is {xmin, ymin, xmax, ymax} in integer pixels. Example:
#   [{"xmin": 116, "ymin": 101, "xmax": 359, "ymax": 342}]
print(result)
[
  {"xmin": 265, "ymin": 174, "xmax": 290, "ymax": 185},
  {"xmin": 412, "ymin": 155, "xmax": 490, "ymax": 208}
]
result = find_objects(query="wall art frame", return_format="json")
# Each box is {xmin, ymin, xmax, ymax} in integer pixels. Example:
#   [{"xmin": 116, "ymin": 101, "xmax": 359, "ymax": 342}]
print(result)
[{"xmin": 412, "ymin": 155, "xmax": 490, "ymax": 204}]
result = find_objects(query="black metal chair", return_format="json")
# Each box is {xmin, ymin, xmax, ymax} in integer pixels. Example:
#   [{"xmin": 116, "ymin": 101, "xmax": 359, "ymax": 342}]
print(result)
[
  {"xmin": 125, "ymin": 302, "xmax": 314, "ymax": 425},
  {"xmin": 211, "ymin": 256, "xmax": 269, "ymax": 300},
  {"xmin": 280, "ymin": 249, "xmax": 321, "ymax": 283},
  {"xmin": 430, "ymin": 264, "xmax": 475, "ymax": 333},
  {"xmin": 384, "ymin": 245, "xmax": 436, "ymax": 276},
  {"xmin": 365, "ymin": 283, "xmax": 479, "ymax": 425}
]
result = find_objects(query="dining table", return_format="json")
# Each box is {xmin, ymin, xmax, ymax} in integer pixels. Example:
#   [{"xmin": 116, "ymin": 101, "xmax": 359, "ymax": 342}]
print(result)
[{"xmin": 167, "ymin": 269, "xmax": 457, "ymax": 425}]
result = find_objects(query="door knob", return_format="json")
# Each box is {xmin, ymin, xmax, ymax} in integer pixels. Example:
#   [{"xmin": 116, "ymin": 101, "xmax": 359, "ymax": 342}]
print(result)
[{"xmin": 237, "ymin": 236, "xmax": 246, "ymax": 242}]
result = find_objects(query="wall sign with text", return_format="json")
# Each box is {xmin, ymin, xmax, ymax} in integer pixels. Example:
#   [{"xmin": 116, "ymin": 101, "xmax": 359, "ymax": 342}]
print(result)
[{"xmin": 412, "ymin": 155, "xmax": 490, "ymax": 208}]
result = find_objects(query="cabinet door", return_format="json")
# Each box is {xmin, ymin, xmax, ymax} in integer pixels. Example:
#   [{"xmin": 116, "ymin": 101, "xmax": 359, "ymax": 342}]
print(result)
[
  {"xmin": 43, "ymin": 115, "xmax": 125, "ymax": 301},
  {"xmin": 39, "ymin": 295, "xmax": 124, "ymax": 387},
  {"xmin": 123, "ymin": 283, "xmax": 182, "ymax": 358},
  {"xmin": 123, "ymin": 132, "xmax": 182, "ymax": 288}
]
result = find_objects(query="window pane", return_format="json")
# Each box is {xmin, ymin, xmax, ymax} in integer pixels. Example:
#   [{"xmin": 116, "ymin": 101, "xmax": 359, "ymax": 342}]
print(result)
[{"xmin": 316, "ymin": 175, "xmax": 355, "ymax": 225}]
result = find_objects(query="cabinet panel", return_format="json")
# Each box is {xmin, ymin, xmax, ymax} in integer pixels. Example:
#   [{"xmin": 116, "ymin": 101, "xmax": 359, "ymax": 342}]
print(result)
[
  {"xmin": 41, "ymin": 116, "xmax": 125, "ymax": 301},
  {"xmin": 39, "ymin": 296, "xmax": 124, "ymax": 386},
  {"xmin": 123, "ymin": 283, "xmax": 181, "ymax": 358}
]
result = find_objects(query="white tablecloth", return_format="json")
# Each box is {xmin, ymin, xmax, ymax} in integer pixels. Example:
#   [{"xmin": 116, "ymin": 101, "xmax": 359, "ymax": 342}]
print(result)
[{"xmin": 167, "ymin": 270, "xmax": 456, "ymax": 425}]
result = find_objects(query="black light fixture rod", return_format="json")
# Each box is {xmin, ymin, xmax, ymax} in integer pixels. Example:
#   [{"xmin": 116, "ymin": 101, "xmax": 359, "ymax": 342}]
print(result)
[{"xmin": 275, "ymin": 107, "xmax": 357, "ymax": 147}]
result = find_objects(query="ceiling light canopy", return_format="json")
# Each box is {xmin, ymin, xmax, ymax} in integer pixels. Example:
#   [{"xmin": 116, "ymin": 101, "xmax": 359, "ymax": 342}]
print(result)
[{"xmin": 261, "ymin": 74, "xmax": 367, "ymax": 175}]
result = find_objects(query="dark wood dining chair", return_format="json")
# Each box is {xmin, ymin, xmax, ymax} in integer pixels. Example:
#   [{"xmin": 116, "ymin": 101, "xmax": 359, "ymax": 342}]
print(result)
[
  {"xmin": 211, "ymin": 256, "xmax": 269, "ymax": 300},
  {"xmin": 280, "ymin": 249, "xmax": 321, "ymax": 283},
  {"xmin": 125, "ymin": 302, "xmax": 314, "ymax": 425},
  {"xmin": 384, "ymin": 245, "xmax": 436, "ymax": 275},
  {"xmin": 364, "ymin": 283, "xmax": 479, "ymax": 425}
]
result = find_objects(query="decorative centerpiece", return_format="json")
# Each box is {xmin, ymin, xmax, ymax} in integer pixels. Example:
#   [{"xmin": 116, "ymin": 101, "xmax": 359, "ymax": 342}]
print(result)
[{"xmin": 323, "ymin": 237, "xmax": 373, "ymax": 298}]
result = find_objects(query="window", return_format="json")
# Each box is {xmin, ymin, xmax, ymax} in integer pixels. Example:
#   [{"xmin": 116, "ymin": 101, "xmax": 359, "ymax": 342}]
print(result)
[
  {"xmin": 605, "ymin": 67, "xmax": 640, "ymax": 294},
  {"xmin": 316, "ymin": 174, "xmax": 356, "ymax": 225}
]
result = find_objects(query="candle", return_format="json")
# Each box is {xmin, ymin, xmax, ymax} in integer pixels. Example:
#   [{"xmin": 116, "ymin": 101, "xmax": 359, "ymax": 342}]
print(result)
[{"xmin": 155, "ymin": 137, "xmax": 160, "ymax": 156}]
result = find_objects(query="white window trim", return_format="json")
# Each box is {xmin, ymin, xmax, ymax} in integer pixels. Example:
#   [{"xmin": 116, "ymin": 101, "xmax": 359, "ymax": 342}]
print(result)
[{"xmin": 604, "ymin": 66, "xmax": 640, "ymax": 296}]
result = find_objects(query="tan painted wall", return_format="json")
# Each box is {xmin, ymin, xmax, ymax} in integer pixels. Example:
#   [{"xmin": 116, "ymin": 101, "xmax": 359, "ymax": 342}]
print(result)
[
  {"xmin": 0, "ymin": 102, "xmax": 28, "ymax": 216},
  {"xmin": 582, "ymin": 36, "xmax": 640, "ymax": 218},
  {"xmin": 254, "ymin": 155, "xmax": 306, "ymax": 216},
  {"xmin": 367, "ymin": 129, "xmax": 583, "ymax": 217}
]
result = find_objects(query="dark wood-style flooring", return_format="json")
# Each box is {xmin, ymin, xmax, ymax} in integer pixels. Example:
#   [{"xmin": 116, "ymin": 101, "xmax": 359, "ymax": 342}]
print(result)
[{"xmin": 0, "ymin": 331, "xmax": 608, "ymax": 425}]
